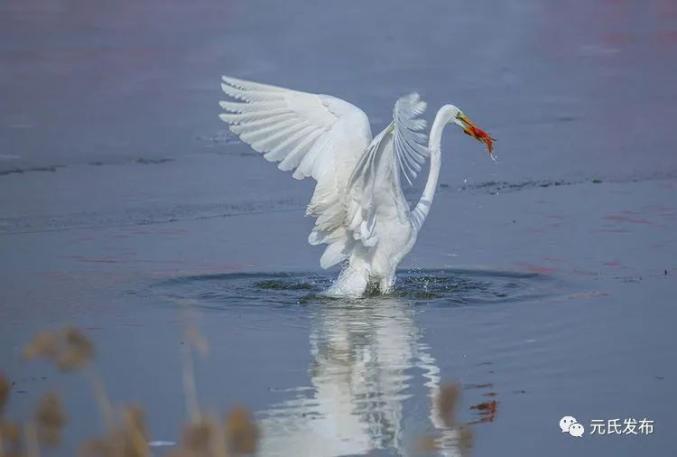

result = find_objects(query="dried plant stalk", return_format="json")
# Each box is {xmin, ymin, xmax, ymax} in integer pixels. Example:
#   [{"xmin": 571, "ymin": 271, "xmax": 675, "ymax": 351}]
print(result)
[
  {"xmin": 85, "ymin": 368, "xmax": 114, "ymax": 431},
  {"xmin": 24, "ymin": 422, "xmax": 41, "ymax": 457},
  {"xmin": 180, "ymin": 341, "xmax": 200, "ymax": 424},
  {"xmin": 78, "ymin": 404, "xmax": 150, "ymax": 457},
  {"xmin": 17, "ymin": 324, "xmax": 268, "ymax": 457},
  {"xmin": 181, "ymin": 313, "xmax": 208, "ymax": 424}
]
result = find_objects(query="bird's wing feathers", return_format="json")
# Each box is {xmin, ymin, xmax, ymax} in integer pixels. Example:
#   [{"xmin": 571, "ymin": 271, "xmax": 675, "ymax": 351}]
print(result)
[
  {"xmin": 220, "ymin": 76, "xmax": 370, "ymax": 180},
  {"xmin": 345, "ymin": 93, "xmax": 429, "ymax": 247},
  {"xmin": 219, "ymin": 76, "xmax": 373, "ymax": 268},
  {"xmin": 392, "ymin": 93, "xmax": 429, "ymax": 185}
]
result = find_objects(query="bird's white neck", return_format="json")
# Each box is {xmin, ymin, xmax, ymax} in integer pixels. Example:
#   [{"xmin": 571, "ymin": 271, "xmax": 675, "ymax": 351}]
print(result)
[{"xmin": 411, "ymin": 105, "xmax": 458, "ymax": 231}]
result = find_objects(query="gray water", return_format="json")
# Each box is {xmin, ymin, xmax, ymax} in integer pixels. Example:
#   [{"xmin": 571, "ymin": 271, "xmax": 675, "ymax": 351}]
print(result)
[{"xmin": 1, "ymin": 1, "xmax": 676, "ymax": 456}]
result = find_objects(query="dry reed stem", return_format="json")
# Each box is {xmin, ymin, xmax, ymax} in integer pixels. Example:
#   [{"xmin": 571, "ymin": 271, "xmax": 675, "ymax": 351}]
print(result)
[
  {"xmin": 23, "ymin": 422, "xmax": 40, "ymax": 457},
  {"xmin": 180, "ymin": 341, "xmax": 200, "ymax": 424},
  {"xmin": 85, "ymin": 368, "xmax": 115, "ymax": 431}
]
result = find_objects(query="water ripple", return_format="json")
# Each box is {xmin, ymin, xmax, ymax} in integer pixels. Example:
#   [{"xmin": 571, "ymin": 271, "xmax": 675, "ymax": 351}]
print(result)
[{"xmin": 154, "ymin": 268, "xmax": 551, "ymax": 311}]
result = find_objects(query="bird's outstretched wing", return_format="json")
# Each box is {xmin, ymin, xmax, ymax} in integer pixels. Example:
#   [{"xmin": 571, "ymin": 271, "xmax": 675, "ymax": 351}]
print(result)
[
  {"xmin": 345, "ymin": 93, "xmax": 429, "ymax": 247},
  {"xmin": 219, "ymin": 76, "xmax": 373, "ymax": 268}
]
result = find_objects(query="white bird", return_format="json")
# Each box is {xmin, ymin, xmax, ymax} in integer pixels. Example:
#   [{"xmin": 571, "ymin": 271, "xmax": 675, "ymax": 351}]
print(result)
[{"xmin": 218, "ymin": 76, "xmax": 494, "ymax": 298}]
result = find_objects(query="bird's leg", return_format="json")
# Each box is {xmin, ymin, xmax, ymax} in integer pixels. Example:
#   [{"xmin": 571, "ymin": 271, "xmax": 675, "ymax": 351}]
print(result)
[{"xmin": 378, "ymin": 275, "xmax": 396, "ymax": 295}]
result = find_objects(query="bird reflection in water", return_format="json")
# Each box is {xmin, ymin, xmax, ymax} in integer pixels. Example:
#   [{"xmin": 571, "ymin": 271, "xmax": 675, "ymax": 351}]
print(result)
[{"xmin": 256, "ymin": 296, "xmax": 492, "ymax": 457}]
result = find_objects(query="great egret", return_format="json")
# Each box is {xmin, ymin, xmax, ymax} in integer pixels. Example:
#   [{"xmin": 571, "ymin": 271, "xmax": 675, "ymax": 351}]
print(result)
[{"xmin": 218, "ymin": 76, "xmax": 494, "ymax": 297}]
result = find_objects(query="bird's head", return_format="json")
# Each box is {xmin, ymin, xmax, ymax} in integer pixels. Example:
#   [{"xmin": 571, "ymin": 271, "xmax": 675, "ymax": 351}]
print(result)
[{"xmin": 446, "ymin": 106, "xmax": 496, "ymax": 158}]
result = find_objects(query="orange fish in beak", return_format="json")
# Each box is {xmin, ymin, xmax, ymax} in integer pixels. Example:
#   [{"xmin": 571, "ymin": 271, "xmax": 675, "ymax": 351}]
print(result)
[{"xmin": 458, "ymin": 114, "xmax": 495, "ymax": 156}]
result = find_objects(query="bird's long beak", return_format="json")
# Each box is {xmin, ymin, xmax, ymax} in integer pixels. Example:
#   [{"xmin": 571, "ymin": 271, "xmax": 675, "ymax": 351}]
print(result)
[{"xmin": 458, "ymin": 114, "xmax": 496, "ymax": 157}]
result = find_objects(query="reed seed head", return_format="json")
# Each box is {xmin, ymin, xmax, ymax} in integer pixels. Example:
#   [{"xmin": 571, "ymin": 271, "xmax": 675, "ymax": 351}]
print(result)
[
  {"xmin": 35, "ymin": 392, "xmax": 66, "ymax": 446},
  {"xmin": 225, "ymin": 407, "xmax": 259, "ymax": 455},
  {"xmin": 180, "ymin": 417, "xmax": 222, "ymax": 457},
  {"xmin": 0, "ymin": 420, "xmax": 22, "ymax": 446},
  {"xmin": 24, "ymin": 328, "xmax": 94, "ymax": 372},
  {"xmin": 0, "ymin": 374, "xmax": 9, "ymax": 416},
  {"xmin": 436, "ymin": 384, "xmax": 460, "ymax": 427}
]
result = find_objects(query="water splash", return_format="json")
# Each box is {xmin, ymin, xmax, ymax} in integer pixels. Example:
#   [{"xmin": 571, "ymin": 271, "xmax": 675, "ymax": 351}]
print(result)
[{"xmin": 155, "ymin": 268, "xmax": 550, "ymax": 311}]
